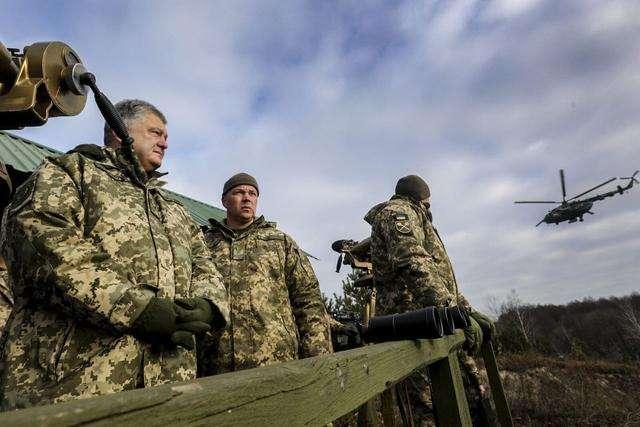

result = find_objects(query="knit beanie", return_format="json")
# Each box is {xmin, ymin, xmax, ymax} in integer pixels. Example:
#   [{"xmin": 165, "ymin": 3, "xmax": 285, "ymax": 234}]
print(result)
[
  {"xmin": 223, "ymin": 172, "xmax": 259, "ymax": 196},
  {"xmin": 395, "ymin": 175, "xmax": 430, "ymax": 201}
]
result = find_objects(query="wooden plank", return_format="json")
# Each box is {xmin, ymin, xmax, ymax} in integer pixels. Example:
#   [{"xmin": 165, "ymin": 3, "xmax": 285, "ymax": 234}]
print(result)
[
  {"xmin": 0, "ymin": 334, "xmax": 465, "ymax": 427},
  {"xmin": 481, "ymin": 341, "xmax": 513, "ymax": 427},
  {"xmin": 380, "ymin": 388, "xmax": 395, "ymax": 426},
  {"xmin": 356, "ymin": 399, "xmax": 380, "ymax": 427},
  {"xmin": 428, "ymin": 351, "xmax": 472, "ymax": 427},
  {"xmin": 357, "ymin": 301, "xmax": 379, "ymax": 427}
]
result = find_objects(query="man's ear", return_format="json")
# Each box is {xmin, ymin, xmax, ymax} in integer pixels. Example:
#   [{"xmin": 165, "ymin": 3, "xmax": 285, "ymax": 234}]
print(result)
[
  {"xmin": 104, "ymin": 129, "xmax": 122, "ymax": 148},
  {"xmin": 221, "ymin": 195, "xmax": 228, "ymax": 210}
]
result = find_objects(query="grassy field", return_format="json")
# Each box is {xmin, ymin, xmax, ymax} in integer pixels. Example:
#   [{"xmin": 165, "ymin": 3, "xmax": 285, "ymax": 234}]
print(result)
[{"xmin": 492, "ymin": 354, "xmax": 640, "ymax": 426}]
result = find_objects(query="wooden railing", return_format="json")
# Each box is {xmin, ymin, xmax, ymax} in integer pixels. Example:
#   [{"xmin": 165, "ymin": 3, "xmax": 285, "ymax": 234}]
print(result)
[{"xmin": 0, "ymin": 332, "xmax": 511, "ymax": 426}]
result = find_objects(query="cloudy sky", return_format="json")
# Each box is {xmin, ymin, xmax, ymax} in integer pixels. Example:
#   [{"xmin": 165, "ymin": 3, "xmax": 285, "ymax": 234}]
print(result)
[{"xmin": 3, "ymin": 0, "xmax": 639, "ymax": 310}]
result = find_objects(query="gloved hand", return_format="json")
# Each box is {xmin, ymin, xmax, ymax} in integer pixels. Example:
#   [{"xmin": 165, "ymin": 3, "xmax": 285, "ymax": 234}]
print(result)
[
  {"xmin": 174, "ymin": 297, "xmax": 226, "ymax": 333},
  {"xmin": 470, "ymin": 310, "xmax": 496, "ymax": 342},
  {"xmin": 131, "ymin": 297, "xmax": 203, "ymax": 350},
  {"xmin": 169, "ymin": 330, "xmax": 198, "ymax": 350},
  {"xmin": 331, "ymin": 322, "xmax": 363, "ymax": 351},
  {"xmin": 463, "ymin": 317, "xmax": 483, "ymax": 356},
  {"xmin": 132, "ymin": 297, "xmax": 177, "ymax": 343},
  {"xmin": 174, "ymin": 297, "xmax": 214, "ymax": 323}
]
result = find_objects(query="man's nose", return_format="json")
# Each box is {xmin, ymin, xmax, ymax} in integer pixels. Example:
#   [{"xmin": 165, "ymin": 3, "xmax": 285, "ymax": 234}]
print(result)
[{"xmin": 157, "ymin": 135, "xmax": 168, "ymax": 149}]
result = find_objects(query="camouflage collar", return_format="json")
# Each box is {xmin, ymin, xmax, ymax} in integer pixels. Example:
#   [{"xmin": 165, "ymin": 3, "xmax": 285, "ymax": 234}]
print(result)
[
  {"xmin": 106, "ymin": 146, "xmax": 168, "ymax": 188},
  {"xmin": 365, "ymin": 196, "xmax": 429, "ymax": 224},
  {"xmin": 390, "ymin": 194, "xmax": 419, "ymax": 205},
  {"xmin": 208, "ymin": 215, "xmax": 274, "ymax": 239},
  {"xmin": 391, "ymin": 195, "xmax": 429, "ymax": 216}
]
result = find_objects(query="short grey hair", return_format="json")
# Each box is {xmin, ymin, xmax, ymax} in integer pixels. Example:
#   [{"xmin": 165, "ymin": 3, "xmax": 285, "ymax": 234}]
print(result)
[{"xmin": 103, "ymin": 99, "xmax": 167, "ymax": 146}]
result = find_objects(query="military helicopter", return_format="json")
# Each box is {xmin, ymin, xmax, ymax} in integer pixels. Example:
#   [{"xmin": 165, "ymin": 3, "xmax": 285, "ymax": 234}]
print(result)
[{"xmin": 515, "ymin": 169, "xmax": 639, "ymax": 226}]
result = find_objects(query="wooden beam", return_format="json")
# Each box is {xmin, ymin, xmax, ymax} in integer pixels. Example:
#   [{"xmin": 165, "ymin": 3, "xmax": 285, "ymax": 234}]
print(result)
[
  {"xmin": 481, "ymin": 341, "xmax": 513, "ymax": 427},
  {"xmin": 0, "ymin": 334, "xmax": 465, "ymax": 426},
  {"xmin": 380, "ymin": 388, "xmax": 396, "ymax": 426},
  {"xmin": 428, "ymin": 351, "xmax": 472, "ymax": 427}
]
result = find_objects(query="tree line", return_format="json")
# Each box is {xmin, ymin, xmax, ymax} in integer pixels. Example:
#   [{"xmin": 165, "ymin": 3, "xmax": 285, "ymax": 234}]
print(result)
[{"xmin": 489, "ymin": 291, "xmax": 640, "ymax": 362}]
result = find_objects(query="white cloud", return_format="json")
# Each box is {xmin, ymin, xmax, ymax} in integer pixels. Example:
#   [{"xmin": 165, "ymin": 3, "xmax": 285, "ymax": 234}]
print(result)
[{"xmin": 3, "ymin": 0, "xmax": 639, "ymax": 311}]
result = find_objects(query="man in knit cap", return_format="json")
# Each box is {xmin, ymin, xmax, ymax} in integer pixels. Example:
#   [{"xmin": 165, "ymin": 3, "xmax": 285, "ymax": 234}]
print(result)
[
  {"xmin": 365, "ymin": 174, "xmax": 495, "ymax": 424},
  {"xmin": 200, "ymin": 173, "xmax": 332, "ymax": 375}
]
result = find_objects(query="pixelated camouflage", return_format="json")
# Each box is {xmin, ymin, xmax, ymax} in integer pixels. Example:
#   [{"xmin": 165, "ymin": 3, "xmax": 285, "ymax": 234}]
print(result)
[
  {"xmin": 364, "ymin": 196, "xmax": 470, "ymax": 314},
  {"xmin": 201, "ymin": 216, "xmax": 332, "ymax": 375},
  {"xmin": 0, "ymin": 268, "xmax": 12, "ymax": 331},
  {"xmin": 0, "ymin": 145, "xmax": 229, "ymax": 410},
  {"xmin": 365, "ymin": 195, "xmax": 482, "ymax": 421}
]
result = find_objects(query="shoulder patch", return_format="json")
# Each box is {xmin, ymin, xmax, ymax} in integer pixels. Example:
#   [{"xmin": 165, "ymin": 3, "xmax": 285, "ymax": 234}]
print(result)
[
  {"xmin": 394, "ymin": 217, "xmax": 412, "ymax": 235},
  {"xmin": 394, "ymin": 213, "xmax": 409, "ymax": 221}
]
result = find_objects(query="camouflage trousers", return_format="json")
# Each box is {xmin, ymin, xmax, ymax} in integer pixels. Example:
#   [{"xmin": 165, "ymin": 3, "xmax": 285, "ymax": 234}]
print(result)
[{"xmin": 400, "ymin": 352, "xmax": 487, "ymax": 426}]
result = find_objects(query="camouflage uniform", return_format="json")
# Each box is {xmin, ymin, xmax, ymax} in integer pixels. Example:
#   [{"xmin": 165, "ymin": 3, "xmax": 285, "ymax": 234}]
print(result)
[
  {"xmin": 201, "ymin": 216, "xmax": 332, "ymax": 374},
  {"xmin": 0, "ymin": 269, "xmax": 12, "ymax": 331},
  {"xmin": 365, "ymin": 196, "xmax": 482, "ymax": 423},
  {"xmin": 0, "ymin": 145, "xmax": 229, "ymax": 409}
]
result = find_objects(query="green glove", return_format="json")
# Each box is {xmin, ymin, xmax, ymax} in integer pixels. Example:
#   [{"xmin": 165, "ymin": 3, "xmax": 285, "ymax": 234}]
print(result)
[
  {"xmin": 463, "ymin": 317, "xmax": 483, "ymax": 356},
  {"xmin": 132, "ymin": 297, "xmax": 177, "ymax": 343},
  {"xmin": 170, "ymin": 330, "xmax": 196, "ymax": 351},
  {"xmin": 175, "ymin": 297, "xmax": 225, "ymax": 331},
  {"xmin": 132, "ymin": 297, "xmax": 202, "ymax": 350},
  {"xmin": 174, "ymin": 297, "xmax": 214, "ymax": 324},
  {"xmin": 470, "ymin": 310, "xmax": 496, "ymax": 342}
]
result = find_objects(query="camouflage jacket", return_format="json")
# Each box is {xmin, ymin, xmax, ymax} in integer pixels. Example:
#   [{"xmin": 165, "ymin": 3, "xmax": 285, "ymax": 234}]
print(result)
[
  {"xmin": 365, "ymin": 196, "xmax": 480, "ymax": 384},
  {"xmin": 201, "ymin": 216, "xmax": 332, "ymax": 374},
  {"xmin": 0, "ymin": 145, "xmax": 229, "ymax": 409},
  {"xmin": 364, "ymin": 196, "xmax": 470, "ymax": 315},
  {"xmin": 0, "ymin": 269, "xmax": 12, "ymax": 331}
]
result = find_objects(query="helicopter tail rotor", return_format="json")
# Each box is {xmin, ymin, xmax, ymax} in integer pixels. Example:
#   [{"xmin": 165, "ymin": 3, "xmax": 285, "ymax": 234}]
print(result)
[{"xmin": 619, "ymin": 170, "xmax": 639, "ymax": 185}]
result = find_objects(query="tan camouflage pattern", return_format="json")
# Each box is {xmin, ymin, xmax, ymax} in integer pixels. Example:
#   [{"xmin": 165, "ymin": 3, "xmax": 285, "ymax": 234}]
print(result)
[
  {"xmin": 364, "ymin": 196, "xmax": 469, "ymax": 313},
  {"xmin": 0, "ymin": 145, "xmax": 229, "ymax": 410},
  {"xmin": 365, "ymin": 196, "xmax": 482, "ymax": 421},
  {"xmin": 201, "ymin": 216, "xmax": 332, "ymax": 375},
  {"xmin": 0, "ymin": 269, "xmax": 12, "ymax": 331}
]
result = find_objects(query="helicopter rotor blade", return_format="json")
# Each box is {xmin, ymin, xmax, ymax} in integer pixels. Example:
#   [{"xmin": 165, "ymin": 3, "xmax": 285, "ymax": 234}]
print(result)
[
  {"xmin": 559, "ymin": 169, "xmax": 567, "ymax": 202},
  {"xmin": 567, "ymin": 177, "xmax": 616, "ymax": 201},
  {"xmin": 514, "ymin": 201, "xmax": 559, "ymax": 204}
]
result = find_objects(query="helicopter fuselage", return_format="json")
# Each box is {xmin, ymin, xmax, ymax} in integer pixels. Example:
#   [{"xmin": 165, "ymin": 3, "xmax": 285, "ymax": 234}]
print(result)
[
  {"xmin": 543, "ymin": 201, "xmax": 593, "ymax": 224},
  {"xmin": 516, "ymin": 169, "xmax": 638, "ymax": 227}
]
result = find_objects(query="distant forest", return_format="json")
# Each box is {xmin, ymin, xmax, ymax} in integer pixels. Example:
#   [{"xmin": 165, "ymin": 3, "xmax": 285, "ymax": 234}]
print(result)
[{"xmin": 490, "ymin": 291, "xmax": 640, "ymax": 363}]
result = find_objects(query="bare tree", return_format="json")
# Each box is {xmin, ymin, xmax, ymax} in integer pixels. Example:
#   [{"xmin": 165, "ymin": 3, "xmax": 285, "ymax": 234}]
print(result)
[
  {"xmin": 486, "ymin": 295, "xmax": 502, "ymax": 320},
  {"xmin": 504, "ymin": 290, "xmax": 533, "ymax": 347},
  {"xmin": 619, "ymin": 299, "xmax": 640, "ymax": 344}
]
